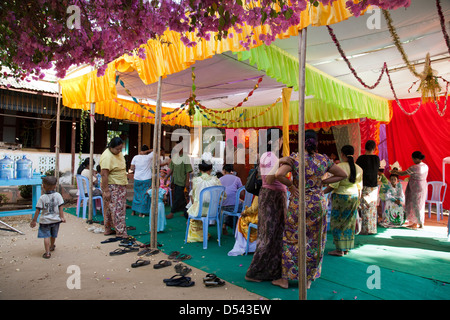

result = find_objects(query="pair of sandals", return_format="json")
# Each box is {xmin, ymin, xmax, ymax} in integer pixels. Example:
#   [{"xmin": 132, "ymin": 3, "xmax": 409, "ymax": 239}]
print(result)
[
  {"xmin": 163, "ymin": 275, "xmax": 195, "ymax": 287},
  {"xmin": 203, "ymin": 273, "xmax": 226, "ymax": 288},
  {"xmin": 167, "ymin": 251, "xmax": 191, "ymax": 262},
  {"xmin": 137, "ymin": 248, "xmax": 160, "ymax": 257},
  {"xmin": 109, "ymin": 246, "xmax": 139, "ymax": 255}
]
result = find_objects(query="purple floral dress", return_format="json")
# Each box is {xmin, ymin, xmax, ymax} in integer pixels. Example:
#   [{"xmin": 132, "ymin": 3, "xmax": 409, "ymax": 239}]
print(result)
[{"xmin": 281, "ymin": 153, "xmax": 334, "ymax": 282}]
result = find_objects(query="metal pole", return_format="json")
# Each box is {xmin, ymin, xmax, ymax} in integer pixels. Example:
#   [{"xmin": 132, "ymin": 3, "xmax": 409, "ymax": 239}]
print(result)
[
  {"xmin": 55, "ymin": 83, "xmax": 61, "ymax": 192},
  {"xmin": 298, "ymin": 27, "xmax": 308, "ymax": 300},
  {"xmin": 88, "ymin": 102, "xmax": 95, "ymax": 222},
  {"xmin": 150, "ymin": 76, "xmax": 163, "ymax": 248}
]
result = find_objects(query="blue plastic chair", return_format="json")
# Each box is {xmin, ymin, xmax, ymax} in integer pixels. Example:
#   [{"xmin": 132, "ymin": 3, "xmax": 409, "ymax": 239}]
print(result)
[
  {"xmin": 245, "ymin": 223, "xmax": 258, "ymax": 255},
  {"xmin": 426, "ymin": 181, "xmax": 447, "ymax": 221},
  {"xmin": 221, "ymin": 186, "xmax": 253, "ymax": 235},
  {"xmin": 76, "ymin": 174, "xmax": 104, "ymax": 219},
  {"xmin": 185, "ymin": 185, "xmax": 226, "ymax": 249}
]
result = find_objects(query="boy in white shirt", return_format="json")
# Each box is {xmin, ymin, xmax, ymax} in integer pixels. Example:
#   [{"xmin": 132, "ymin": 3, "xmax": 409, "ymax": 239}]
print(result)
[{"xmin": 30, "ymin": 176, "xmax": 65, "ymax": 259}]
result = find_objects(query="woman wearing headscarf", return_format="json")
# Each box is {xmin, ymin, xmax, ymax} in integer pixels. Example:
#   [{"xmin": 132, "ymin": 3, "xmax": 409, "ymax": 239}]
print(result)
[
  {"xmin": 391, "ymin": 151, "xmax": 428, "ymax": 229},
  {"xmin": 99, "ymin": 137, "xmax": 128, "ymax": 238},
  {"xmin": 245, "ymin": 128, "xmax": 286, "ymax": 283},
  {"xmin": 271, "ymin": 130, "xmax": 347, "ymax": 289},
  {"xmin": 324, "ymin": 145, "xmax": 363, "ymax": 257}
]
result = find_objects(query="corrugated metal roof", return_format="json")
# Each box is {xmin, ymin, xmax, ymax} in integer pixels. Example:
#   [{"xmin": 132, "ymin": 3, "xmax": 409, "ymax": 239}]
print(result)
[{"xmin": 0, "ymin": 68, "xmax": 59, "ymax": 95}]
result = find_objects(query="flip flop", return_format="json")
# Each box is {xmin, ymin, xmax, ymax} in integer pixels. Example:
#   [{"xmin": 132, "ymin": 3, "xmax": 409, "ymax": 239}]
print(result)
[
  {"xmin": 203, "ymin": 273, "xmax": 217, "ymax": 282},
  {"xmin": 174, "ymin": 263, "xmax": 191, "ymax": 276},
  {"xmin": 109, "ymin": 247, "xmax": 139, "ymax": 256},
  {"xmin": 42, "ymin": 252, "xmax": 51, "ymax": 259},
  {"xmin": 168, "ymin": 251, "xmax": 180, "ymax": 259},
  {"xmin": 175, "ymin": 253, "xmax": 191, "ymax": 261},
  {"xmin": 204, "ymin": 277, "xmax": 226, "ymax": 287},
  {"xmin": 154, "ymin": 260, "xmax": 172, "ymax": 269},
  {"xmin": 164, "ymin": 275, "xmax": 195, "ymax": 287},
  {"xmin": 137, "ymin": 248, "xmax": 152, "ymax": 256},
  {"xmin": 101, "ymin": 237, "xmax": 123, "ymax": 244},
  {"xmin": 145, "ymin": 249, "xmax": 160, "ymax": 257},
  {"xmin": 131, "ymin": 259, "xmax": 150, "ymax": 268}
]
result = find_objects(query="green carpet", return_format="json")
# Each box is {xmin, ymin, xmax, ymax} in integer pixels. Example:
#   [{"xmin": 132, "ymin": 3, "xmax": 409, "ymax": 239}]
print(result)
[{"xmin": 65, "ymin": 205, "xmax": 450, "ymax": 300}]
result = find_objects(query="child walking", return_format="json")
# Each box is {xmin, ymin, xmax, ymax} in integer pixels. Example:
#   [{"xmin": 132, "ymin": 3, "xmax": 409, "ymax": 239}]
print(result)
[{"xmin": 30, "ymin": 176, "xmax": 65, "ymax": 259}]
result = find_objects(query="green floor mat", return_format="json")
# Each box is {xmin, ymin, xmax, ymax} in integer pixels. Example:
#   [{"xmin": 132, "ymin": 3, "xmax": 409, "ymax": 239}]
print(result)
[{"xmin": 65, "ymin": 205, "xmax": 450, "ymax": 300}]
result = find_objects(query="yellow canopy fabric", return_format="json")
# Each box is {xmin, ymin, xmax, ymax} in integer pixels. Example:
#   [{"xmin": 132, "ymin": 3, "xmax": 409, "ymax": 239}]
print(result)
[{"xmin": 71, "ymin": 97, "xmax": 192, "ymax": 126}]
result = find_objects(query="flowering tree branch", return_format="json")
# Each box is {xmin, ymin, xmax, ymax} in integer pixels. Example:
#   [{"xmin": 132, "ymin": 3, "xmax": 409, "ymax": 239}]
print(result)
[{"xmin": 0, "ymin": 0, "xmax": 410, "ymax": 81}]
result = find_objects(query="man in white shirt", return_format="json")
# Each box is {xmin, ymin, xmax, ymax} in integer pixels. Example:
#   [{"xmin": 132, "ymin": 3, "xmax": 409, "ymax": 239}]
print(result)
[{"xmin": 130, "ymin": 145, "xmax": 170, "ymax": 217}]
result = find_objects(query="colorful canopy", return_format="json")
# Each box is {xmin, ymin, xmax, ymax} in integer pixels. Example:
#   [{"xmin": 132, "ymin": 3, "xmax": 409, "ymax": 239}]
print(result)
[{"xmin": 59, "ymin": 0, "xmax": 392, "ymax": 128}]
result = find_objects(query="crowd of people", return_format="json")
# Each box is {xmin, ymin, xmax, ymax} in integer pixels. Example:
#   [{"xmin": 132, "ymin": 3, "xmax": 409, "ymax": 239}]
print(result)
[
  {"xmin": 35, "ymin": 134, "xmax": 428, "ymax": 292},
  {"xmin": 242, "ymin": 129, "xmax": 429, "ymax": 291}
]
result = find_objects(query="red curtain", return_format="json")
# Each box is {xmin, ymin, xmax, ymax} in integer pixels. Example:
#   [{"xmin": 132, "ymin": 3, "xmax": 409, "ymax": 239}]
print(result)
[
  {"xmin": 359, "ymin": 118, "xmax": 381, "ymax": 155},
  {"xmin": 386, "ymin": 96, "xmax": 450, "ymax": 209}
]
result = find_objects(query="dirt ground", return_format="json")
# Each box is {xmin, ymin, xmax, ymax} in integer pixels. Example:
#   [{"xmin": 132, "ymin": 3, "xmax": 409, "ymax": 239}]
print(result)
[{"xmin": 0, "ymin": 209, "xmax": 263, "ymax": 300}]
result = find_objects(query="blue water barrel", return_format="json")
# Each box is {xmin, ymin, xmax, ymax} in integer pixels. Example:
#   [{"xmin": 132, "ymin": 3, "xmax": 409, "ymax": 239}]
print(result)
[
  {"xmin": 16, "ymin": 155, "xmax": 33, "ymax": 179},
  {"xmin": 0, "ymin": 156, "xmax": 14, "ymax": 180}
]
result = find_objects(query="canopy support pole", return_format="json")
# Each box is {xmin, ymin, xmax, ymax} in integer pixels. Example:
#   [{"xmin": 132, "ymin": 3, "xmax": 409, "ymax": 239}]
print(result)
[
  {"xmin": 150, "ymin": 76, "xmax": 163, "ymax": 248},
  {"xmin": 55, "ymin": 83, "xmax": 62, "ymax": 192},
  {"xmin": 298, "ymin": 27, "xmax": 308, "ymax": 301},
  {"xmin": 88, "ymin": 102, "xmax": 95, "ymax": 222}
]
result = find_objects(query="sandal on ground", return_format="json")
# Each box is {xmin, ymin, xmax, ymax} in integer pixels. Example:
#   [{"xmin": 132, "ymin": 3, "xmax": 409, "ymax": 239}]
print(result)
[
  {"xmin": 203, "ymin": 273, "xmax": 217, "ymax": 282},
  {"xmin": 131, "ymin": 259, "xmax": 150, "ymax": 268},
  {"xmin": 42, "ymin": 252, "xmax": 51, "ymax": 259},
  {"xmin": 168, "ymin": 251, "xmax": 180, "ymax": 259},
  {"xmin": 175, "ymin": 253, "xmax": 191, "ymax": 261},
  {"xmin": 204, "ymin": 277, "xmax": 226, "ymax": 287},
  {"xmin": 50, "ymin": 245, "xmax": 56, "ymax": 252},
  {"xmin": 174, "ymin": 263, "xmax": 192, "ymax": 276},
  {"xmin": 101, "ymin": 237, "xmax": 124, "ymax": 244},
  {"xmin": 164, "ymin": 275, "xmax": 195, "ymax": 287},
  {"xmin": 137, "ymin": 247, "xmax": 152, "ymax": 256},
  {"xmin": 145, "ymin": 249, "xmax": 160, "ymax": 257},
  {"xmin": 153, "ymin": 260, "xmax": 172, "ymax": 269},
  {"xmin": 109, "ymin": 247, "xmax": 139, "ymax": 256}
]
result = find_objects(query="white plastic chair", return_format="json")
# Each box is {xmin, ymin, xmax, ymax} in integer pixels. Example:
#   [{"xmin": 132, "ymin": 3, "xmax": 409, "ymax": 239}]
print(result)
[
  {"xmin": 221, "ymin": 186, "xmax": 253, "ymax": 235},
  {"xmin": 426, "ymin": 181, "xmax": 447, "ymax": 221},
  {"xmin": 184, "ymin": 185, "xmax": 226, "ymax": 249},
  {"xmin": 76, "ymin": 174, "xmax": 104, "ymax": 219}
]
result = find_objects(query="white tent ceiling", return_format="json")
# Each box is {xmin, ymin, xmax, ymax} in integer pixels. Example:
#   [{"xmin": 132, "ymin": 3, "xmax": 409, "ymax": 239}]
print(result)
[
  {"xmin": 118, "ymin": 0, "xmax": 449, "ymax": 109},
  {"xmin": 274, "ymin": 0, "xmax": 450, "ymax": 101}
]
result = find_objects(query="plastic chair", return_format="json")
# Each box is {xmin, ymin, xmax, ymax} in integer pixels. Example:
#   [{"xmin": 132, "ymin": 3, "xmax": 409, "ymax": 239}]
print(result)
[
  {"xmin": 221, "ymin": 186, "xmax": 252, "ymax": 234},
  {"xmin": 245, "ymin": 223, "xmax": 258, "ymax": 255},
  {"xmin": 76, "ymin": 174, "xmax": 104, "ymax": 219},
  {"xmin": 426, "ymin": 181, "xmax": 447, "ymax": 221},
  {"xmin": 184, "ymin": 185, "xmax": 226, "ymax": 249}
]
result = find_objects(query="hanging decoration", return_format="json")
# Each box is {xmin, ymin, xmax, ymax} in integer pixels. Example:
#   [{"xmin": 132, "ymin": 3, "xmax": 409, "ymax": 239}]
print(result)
[
  {"xmin": 327, "ymin": 23, "xmax": 449, "ymax": 117},
  {"xmin": 197, "ymin": 96, "xmax": 282, "ymax": 127},
  {"xmin": 113, "ymin": 97, "xmax": 188, "ymax": 124},
  {"xmin": 382, "ymin": 9, "xmax": 444, "ymax": 103},
  {"xmin": 115, "ymin": 75, "xmax": 188, "ymax": 119},
  {"xmin": 436, "ymin": 0, "xmax": 450, "ymax": 55},
  {"xmin": 188, "ymin": 67, "xmax": 196, "ymax": 117},
  {"xmin": 198, "ymin": 77, "xmax": 264, "ymax": 114}
]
